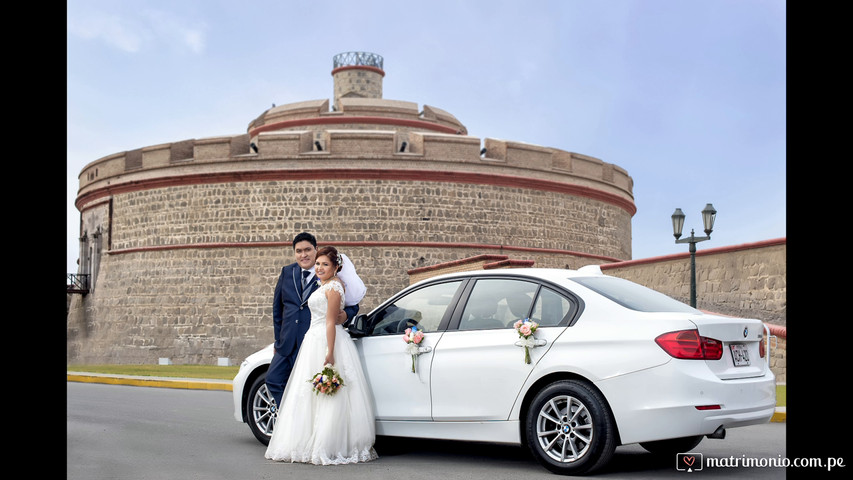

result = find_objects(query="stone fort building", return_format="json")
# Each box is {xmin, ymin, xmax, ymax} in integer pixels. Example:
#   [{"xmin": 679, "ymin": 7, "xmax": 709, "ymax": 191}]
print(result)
[{"xmin": 69, "ymin": 51, "xmax": 664, "ymax": 365}]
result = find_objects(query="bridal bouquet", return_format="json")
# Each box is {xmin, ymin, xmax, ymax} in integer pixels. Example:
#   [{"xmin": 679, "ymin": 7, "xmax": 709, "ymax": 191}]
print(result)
[
  {"xmin": 513, "ymin": 318, "xmax": 539, "ymax": 364},
  {"xmin": 403, "ymin": 326, "xmax": 425, "ymax": 373},
  {"xmin": 309, "ymin": 364, "xmax": 345, "ymax": 396}
]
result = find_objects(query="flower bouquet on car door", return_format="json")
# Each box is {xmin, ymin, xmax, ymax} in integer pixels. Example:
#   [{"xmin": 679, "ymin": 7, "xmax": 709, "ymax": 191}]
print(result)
[
  {"xmin": 403, "ymin": 326, "xmax": 425, "ymax": 373},
  {"xmin": 513, "ymin": 318, "xmax": 539, "ymax": 364}
]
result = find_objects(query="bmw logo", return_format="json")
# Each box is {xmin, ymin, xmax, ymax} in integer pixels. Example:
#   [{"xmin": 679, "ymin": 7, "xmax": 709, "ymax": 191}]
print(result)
[
  {"xmin": 563, "ymin": 425, "xmax": 571, "ymax": 434},
  {"xmin": 743, "ymin": 327, "xmax": 748, "ymax": 338}
]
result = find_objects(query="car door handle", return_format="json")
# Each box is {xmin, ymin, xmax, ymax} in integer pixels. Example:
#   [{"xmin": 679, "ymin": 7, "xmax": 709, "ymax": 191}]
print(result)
[
  {"xmin": 515, "ymin": 339, "xmax": 547, "ymax": 348},
  {"xmin": 418, "ymin": 346, "xmax": 433, "ymax": 354}
]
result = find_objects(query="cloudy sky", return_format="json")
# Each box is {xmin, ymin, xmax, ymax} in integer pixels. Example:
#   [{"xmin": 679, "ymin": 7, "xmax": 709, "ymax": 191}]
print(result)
[{"xmin": 67, "ymin": 0, "xmax": 785, "ymax": 274}]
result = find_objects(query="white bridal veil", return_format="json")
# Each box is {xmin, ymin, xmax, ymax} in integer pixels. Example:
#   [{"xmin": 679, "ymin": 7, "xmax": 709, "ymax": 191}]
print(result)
[{"xmin": 338, "ymin": 253, "xmax": 366, "ymax": 306}]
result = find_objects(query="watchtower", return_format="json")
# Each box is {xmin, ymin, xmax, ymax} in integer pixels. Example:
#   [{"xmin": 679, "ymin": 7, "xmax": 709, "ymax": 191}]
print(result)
[{"xmin": 332, "ymin": 51, "xmax": 385, "ymax": 110}]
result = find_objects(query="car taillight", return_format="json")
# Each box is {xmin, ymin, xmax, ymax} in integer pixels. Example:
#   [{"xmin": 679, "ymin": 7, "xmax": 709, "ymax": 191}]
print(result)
[{"xmin": 655, "ymin": 330, "xmax": 723, "ymax": 360}]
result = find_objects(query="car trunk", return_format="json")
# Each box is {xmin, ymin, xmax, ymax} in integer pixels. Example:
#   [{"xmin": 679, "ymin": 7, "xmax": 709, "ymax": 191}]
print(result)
[{"xmin": 691, "ymin": 314, "xmax": 768, "ymax": 380}]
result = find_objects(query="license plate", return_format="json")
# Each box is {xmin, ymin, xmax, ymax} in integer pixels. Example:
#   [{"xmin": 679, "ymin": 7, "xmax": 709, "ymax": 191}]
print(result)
[{"xmin": 730, "ymin": 344, "xmax": 750, "ymax": 366}]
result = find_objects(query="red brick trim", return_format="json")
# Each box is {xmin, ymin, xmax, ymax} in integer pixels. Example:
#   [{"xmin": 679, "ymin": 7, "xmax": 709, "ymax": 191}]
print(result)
[
  {"xmin": 765, "ymin": 323, "xmax": 786, "ymax": 339},
  {"xmin": 79, "ymin": 197, "xmax": 111, "ymax": 212},
  {"xmin": 407, "ymin": 254, "xmax": 509, "ymax": 275},
  {"xmin": 248, "ymin": 116, "xmax": 460, "ymax": 137},
  {"xmin": 331, "ymin": 65, "xmax": 385, "ymax": 76},
  {"xmin": 107, "ymin": 241, "xmax": 624, "ymax": 263},
  {"xmin": 76, "ymin": 168, "xmax": 637, "ymax": 215},
  {"xmin": 599, "ymin": 238, "xmax": 786, "ymax": 269},
  {"xmin": 484, "ymin": 259, "xmax": 536, "ymax": 269}
]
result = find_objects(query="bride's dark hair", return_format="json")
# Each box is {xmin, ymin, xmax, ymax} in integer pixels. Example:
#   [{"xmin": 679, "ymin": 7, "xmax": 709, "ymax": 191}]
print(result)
[{"xmin": 316, "ymin": 246, "xmax": 343, "ymax": 273}]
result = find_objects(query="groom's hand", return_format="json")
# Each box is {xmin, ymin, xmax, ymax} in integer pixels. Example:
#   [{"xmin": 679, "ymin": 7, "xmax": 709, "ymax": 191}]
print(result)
[{"xmin": 336, "ymin": 309, "xmax": 347, "ymax": 325}]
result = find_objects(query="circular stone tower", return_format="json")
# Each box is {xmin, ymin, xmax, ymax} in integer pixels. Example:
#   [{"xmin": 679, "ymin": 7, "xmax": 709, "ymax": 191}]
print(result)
[
  {"xmin": 68, "ymin": 52, "xmax": 635, "ymax": 365},
  {"xmin": 331, "ymin": 51, "xmax": 385, "ymax": 110}
]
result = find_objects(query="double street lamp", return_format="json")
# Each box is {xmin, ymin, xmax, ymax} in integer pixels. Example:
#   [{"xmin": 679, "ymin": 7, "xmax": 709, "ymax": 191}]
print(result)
[{"xmin": 671, "ymin": 204, "xmax": 717, "ymax": 308}]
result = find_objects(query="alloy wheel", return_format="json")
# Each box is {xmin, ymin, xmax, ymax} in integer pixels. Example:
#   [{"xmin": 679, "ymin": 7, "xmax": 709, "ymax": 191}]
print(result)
[
  {"xmin": 535, "ymin": 394, "xmax": 593, "ymax": 463},
  {"xmin": 251, "ymin": 383, "xmax": 276, "ymax": 438}
]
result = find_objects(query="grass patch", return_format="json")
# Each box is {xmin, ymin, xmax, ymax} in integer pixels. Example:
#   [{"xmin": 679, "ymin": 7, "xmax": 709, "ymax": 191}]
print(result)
[
  {"xmin": 67, "ymin": 364, "xmax": 240, "ymax": 380},
  {"xmin": 776, "ymin": 384, "xmax": 786, "ymax": 407}
]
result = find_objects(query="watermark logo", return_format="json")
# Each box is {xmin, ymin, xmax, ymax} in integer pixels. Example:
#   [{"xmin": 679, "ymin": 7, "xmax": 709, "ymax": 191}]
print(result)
[{"xmin": 676, "ymin": 453, "xmax": 704, "ymax": 472}]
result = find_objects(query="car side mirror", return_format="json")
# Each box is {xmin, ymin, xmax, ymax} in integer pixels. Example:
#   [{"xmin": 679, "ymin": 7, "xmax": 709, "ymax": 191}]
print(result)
[{"xmin": 347, "ymin": 313, "xmax": 370, "ymax": 338}]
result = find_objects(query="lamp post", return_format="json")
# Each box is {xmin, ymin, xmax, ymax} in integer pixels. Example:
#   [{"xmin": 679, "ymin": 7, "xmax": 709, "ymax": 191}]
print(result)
[{"xmin": 671, "ymin": 204, "xmax": 717, "ymax": 308}]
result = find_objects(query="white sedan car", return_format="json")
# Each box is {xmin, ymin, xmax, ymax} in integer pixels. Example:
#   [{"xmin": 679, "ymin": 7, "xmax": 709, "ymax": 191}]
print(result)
[{"xmin": 233, "ymin": 267, "xmax": 775, "ymax": 475}]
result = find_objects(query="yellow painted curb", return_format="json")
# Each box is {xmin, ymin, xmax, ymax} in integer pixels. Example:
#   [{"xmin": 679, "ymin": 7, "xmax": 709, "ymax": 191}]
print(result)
[
  {"xmin": 67, "ymin": 374, "xmax": 232, "ymax": 392},
  {"xmin": 771, "ymin": 408, "xmax": 786, "ymax": 422}
]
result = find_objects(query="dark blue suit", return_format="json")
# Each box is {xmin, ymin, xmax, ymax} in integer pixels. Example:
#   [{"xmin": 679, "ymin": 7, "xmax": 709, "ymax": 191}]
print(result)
[{"xmin": 266, "ymin": 262, "xmax": 358, "ymax": 407}]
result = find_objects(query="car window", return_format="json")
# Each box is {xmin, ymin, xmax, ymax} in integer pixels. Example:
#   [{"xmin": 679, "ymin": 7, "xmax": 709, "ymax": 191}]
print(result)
[
  {"xmin": 530, "ymin": 286, "xmax": 574, "ymax": 327},
  {"xmin": 571, "ymin": 276, "xmax": 699, "ymax": 313},
  {"xmin": 458, "ymin": 279, "xmax": 538, "ymax": 330},
  {"xmin": 370, "ymin": 280, "xmax": 463, "ymax": 336}
]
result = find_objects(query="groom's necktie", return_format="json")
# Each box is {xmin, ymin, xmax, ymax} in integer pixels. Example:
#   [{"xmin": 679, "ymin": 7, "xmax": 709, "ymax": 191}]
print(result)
[{"xmin": 300, "ymin": 270, "xmax": 311, "ymax": 302}]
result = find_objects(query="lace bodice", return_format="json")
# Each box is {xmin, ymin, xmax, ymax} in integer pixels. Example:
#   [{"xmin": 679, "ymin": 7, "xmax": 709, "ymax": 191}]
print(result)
[{"xmin": 307, "ymin": 280, "xmax": 346, "ymax": 329}]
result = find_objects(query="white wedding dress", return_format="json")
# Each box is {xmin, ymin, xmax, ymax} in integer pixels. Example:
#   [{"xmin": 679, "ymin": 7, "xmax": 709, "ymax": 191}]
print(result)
[{"xmin": 265, "ymin": 280, "xmax": 378, "ymax": 465}]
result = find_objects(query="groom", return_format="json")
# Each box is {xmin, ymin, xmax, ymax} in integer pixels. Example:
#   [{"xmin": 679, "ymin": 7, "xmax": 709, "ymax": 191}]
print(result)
[{"xmin": 266, "ymin": 232, "xmax": 363, "ymax": 408}]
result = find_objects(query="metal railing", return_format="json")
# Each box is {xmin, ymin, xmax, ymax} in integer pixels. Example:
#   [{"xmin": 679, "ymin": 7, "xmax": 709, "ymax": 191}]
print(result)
[
  {"xmin": 333, "ymin": 51, "xmax": 384, "ymax": 70},
  {"xmin": 67, "ymin": 273, "xmax": 90, "ymax": 294}
]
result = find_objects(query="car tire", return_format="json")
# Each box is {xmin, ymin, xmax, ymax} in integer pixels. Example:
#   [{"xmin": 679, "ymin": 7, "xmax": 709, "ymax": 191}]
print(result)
[
  {"xmin": 640, "ymin": 435, "xmax": 703, "ymax": 455},
  {"xmin": 246, "ymin": 373, "xmax": 275, "ymax": 446},
  {"xmin": 524, "ymin": 380, "xmax": 617, "ymax": 476}
]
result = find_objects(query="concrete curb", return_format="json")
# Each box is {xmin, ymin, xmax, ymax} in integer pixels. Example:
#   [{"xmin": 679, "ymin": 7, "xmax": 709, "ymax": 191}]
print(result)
[{"xmin": 67, "ymin": 371, "xmax": 785, "ymax": 422}]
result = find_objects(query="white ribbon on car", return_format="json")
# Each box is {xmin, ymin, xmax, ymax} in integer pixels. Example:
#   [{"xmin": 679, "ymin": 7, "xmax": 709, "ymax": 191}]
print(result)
[
  {"xmin": 515, "ymin": 337, "xmax": 547, "ymax": 348},
  {"xmin": 405, "ymin": 343, "xmax": 431, "ymax": 355}
]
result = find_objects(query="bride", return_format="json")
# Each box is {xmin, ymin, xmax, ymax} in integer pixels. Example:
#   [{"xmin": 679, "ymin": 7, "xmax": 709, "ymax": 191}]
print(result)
[{"xmin": 265, "ymin": 246, "xmax": 378, "ymax": 465}]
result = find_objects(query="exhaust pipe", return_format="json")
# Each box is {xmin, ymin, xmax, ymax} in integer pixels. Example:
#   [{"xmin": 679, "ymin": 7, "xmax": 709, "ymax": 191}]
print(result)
[{"xmin": 706, "ymin": 426, "xmax": 726, "ymax": 439}]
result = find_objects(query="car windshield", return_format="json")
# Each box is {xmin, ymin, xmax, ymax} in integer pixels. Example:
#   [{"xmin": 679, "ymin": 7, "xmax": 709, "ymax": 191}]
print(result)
[{"xmin": 571, "ymin": 276, "xmax": 699, "ymax": 313}]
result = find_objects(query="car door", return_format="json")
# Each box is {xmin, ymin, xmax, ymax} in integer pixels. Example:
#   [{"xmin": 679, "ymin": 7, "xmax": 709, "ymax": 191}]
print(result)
[
  {"xmin": 430, "ymin": 277, "xmax": 577, "ymax": 421},
  {"xmin": 354, "ymin": 279, "xmax": 464, "ymax": 420}
]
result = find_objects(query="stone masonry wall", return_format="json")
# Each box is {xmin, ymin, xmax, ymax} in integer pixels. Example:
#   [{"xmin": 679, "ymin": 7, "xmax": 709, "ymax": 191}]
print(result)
[
  {"xmin": 68, "ymin": 174, "xmax": 631, "ymax": 365},
  {"xmin": 76, "ymin": 131, "xmax": 634, "ymax": 212},
  {"xmin": 108, "ymin": 180, "xmax": 632, "ymax": 259}
]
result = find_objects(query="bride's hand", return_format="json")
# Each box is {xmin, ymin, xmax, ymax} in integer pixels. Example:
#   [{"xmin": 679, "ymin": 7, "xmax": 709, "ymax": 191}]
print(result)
[{"xmin": 325, "ymin": 353, "xmax": 335, "ymax": 366}]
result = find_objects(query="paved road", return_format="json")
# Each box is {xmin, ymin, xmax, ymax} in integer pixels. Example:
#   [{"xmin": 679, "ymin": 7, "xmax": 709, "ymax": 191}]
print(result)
[{"xmin": 68, "ymin": 381, "xmax": 795, "ymax": 479}]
